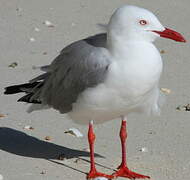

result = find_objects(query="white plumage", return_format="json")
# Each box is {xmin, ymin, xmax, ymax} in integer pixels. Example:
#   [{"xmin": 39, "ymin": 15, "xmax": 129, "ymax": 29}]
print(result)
[
  {"xmin": 4, "ymin": 4, "xmax": 185, "ymax": 180},
  {"xmin": 5, "ymin": 5, "xmax": 185, "ymax": 125},
  {"xmin": 69, "ymin": 6, "xmax": 164, "ymax": 124}
]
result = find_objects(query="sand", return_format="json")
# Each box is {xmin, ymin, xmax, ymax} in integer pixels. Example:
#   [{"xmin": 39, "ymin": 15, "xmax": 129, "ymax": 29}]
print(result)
[{"xmin": 0, "ymin": 0, "xmax": 189, "ymax": 180}]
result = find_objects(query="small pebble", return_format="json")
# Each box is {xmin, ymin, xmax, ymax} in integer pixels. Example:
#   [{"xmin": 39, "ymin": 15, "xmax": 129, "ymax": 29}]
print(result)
[
  {"xmin": 0, "ymin": 174, "xmax": 3, "ymax": 180},
  {"xmin": 8, "ymin": 62, "xmax": 18, "ymax": 68},
  {"xmin": 160, "ymin": 50, "xmax": 166, "ymax": 54},
  {"xmin": 184, "ymin": 104, "xmax": 190, "ymax": 111},
  {"xmin": 44, "ymin": 136, "xmax": 51, "ymax": 141},
  {"xmin": 139, "ymin": 147, "xmax": 148, "ymax": 152},
  {"xmin": 148, "ymin": 130, "xmax": 156, "ymax": 135},
  {"xmin": 16, "ymin": 7, "xmax": 22, "ymax": 12},
  {"xmin": 23, "ymin": 125, "xmax": 34, "ymax": 130},
  {"xmin": 0, "ymin": 114, "xmax": 5, "ymax": 118}
]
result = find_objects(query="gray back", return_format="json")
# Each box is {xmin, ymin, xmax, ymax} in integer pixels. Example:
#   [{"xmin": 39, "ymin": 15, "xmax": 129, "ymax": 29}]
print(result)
[{"xmin": 34, "ymin": 33, "xmax": 110, "ymax": 113}]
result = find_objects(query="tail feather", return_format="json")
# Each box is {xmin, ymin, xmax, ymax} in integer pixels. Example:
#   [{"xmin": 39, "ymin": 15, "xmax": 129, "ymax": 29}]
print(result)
[
  {"xmin": 4, "ymin": 82, "xmax": 43, "ymax": 104},
  {"xmin": 4, "ymin": 82, "xmax": 40, "ymax": 95},
  {"xmin": 4, "ymin": 70, "xmax": 50, "ymax": 104},
  {"xmin": 17, "ymin": 93, "xmax": 41, "ymax": 104}
]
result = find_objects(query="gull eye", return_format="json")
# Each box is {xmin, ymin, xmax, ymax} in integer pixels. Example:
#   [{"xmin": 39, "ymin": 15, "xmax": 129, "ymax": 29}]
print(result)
[{"xmin": 139, "ymin": 20, "xmax": 147, "ymax": 25}]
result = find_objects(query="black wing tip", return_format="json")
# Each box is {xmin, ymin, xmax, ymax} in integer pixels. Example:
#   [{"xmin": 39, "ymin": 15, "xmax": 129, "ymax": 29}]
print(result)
[
  {"xmin": 4, "ymin": 86, "xmax": 20, "ymax": 95},
  {"xmin": 4, "ymin": 83, "xmax": 42, "ymax": 104},
  {"xmin": 4, "ymin": 82, "xmax": 42, "ymax": 95},
  {"xmin": 17, "ymin": 94, "xmax": 41, "ymax": 104}
]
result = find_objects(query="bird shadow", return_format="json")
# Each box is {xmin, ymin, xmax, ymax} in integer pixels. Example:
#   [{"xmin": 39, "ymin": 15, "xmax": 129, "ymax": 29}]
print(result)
[
  {"xmin": 0, "ymin": 127, "xmax": 107, "ymax": 175},
  {"xmin": 0, "ymin": 127, "xmax": 119, "ymax": 175}
]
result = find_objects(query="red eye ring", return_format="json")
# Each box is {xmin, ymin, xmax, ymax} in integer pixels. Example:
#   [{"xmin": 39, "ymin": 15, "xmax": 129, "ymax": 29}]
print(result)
[{"xmin": 139, "ymin": 20, "xmax": 147, "ymax": 25}]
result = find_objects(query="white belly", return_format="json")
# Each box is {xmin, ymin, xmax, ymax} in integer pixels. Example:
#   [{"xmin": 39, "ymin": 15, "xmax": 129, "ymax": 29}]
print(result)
[{"xmin": 69, "ymin": 43, "xmax": 163, "ymax": 124}]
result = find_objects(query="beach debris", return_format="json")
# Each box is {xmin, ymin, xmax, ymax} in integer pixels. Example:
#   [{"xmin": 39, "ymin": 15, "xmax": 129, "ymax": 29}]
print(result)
[
  {"xmin": 44, "ymin": 136, "xmax": 51, "ymax": 141},
  {"xmin": 34, "ymin": 27, "xmax": 40, "ymax": 32},
  {"xmin": 185, "ymin": 104, "xmax": 190, "ymax": 111},
  {"xmin": 176, "ymin": 104, "xmax": 190, "ymax": 111},
  {"xmin": 160, "ymin": 88, "xmax": 171, "ymax": 94},
  {"xmin": 16, "ymin": 7, "xmax": 23, "ymax": 16},
  {"xmin": 176, "ymin": 105, "xmax": 186, "ymax": 111},
  {"xmin": 93, "ymin": 177, "xmax": 108, "ymax": 180},
  {"xmin": 0, "ymin": 114, "xmax": 5, "ymax": 118},
  {"xmin": 16, "ymin": 7, "xmax": 22, "ymax": 12},
  {"xmin": 148, "ymin": 130, "xmax": 156, "ymax": 135},
  {"xmin": 64, "ymin": 128, "xmax": 83, "ymax": 138},
  {"xmin": 23, "ymin": 125, "xmax": 34, "ymax": 130},
  {"xmin": 40, "ymin": 170, "xmax": 46, "ymax": 175},
  {"xmin": 160, "ymin": 50, "xmax": 166, "ymax": 54},
  {"xmin": 0, "ymin": 174, "xmax": 3, "ymax": 180},
  {"xmin": 139, "ymin": 147, "xmax": 148, "ymax": 152},
  {"xmin": 8, "ymin": 62, "xmax": 18, "ymax": 68},
  {"xmin": 43, "ymin": 20, "xmax": 55, "ymax": 28},
  {"xmin": 29, "ymin": 37, "xmax": 36, "ymax": 42},
  {"xmin": 57, "ymin": 153, "xmax": 66, "ymax": 160}
]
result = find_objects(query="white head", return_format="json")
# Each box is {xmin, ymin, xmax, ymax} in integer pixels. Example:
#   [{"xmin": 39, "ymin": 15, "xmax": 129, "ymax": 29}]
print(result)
[{"xmin": 108, "ymin": 5, "xmax": 185, "ymax": 43}]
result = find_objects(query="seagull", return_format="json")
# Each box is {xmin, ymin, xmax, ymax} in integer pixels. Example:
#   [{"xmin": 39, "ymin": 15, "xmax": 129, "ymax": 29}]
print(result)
[{"xmin": 4, "ymin": 5, "xmax": 185, "ymax": 180}]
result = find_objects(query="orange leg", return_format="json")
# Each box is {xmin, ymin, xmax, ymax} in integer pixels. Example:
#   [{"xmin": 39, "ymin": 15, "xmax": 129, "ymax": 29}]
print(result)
[
  {"xmin": 87, "ymin": 121, "xmax": 113, "ymax": 180},
  {"xmin": 112, "ymin": 117, "xmax": 150, "ymax": 179}
]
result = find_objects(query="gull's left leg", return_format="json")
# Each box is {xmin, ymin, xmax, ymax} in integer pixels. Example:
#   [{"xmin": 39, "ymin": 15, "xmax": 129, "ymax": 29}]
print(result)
[
  {"xmin": 112, "ymin": 116, "xmax": 150, "ymax": 179},
  {"xmin": 87, "ymin": 120, "xmax": 113, "ymax": 180}
]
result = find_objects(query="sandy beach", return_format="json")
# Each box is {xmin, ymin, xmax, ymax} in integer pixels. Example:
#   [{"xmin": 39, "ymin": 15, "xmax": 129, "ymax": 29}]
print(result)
[{"xmin": 0, "ymin": 0, "xmax": 190, "ymax": 179}]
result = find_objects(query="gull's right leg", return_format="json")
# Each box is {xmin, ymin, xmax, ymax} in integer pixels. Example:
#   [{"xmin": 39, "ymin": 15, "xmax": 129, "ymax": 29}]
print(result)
[{"xmin": 112, "ymin": 116, "xmax": 150, "ymax": 179}]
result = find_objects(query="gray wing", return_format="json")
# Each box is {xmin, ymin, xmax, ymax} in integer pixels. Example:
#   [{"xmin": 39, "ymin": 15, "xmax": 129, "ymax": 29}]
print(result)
[{"xmin": 29, "ymin": 33, "xmax": 110, "ymax": 113}]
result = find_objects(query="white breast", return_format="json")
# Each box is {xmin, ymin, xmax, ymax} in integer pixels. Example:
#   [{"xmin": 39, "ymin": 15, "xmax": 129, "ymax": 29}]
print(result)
[
  {"xmin": 107, "ymin": 42, "xmax": 163, "ymax": 98},
  {"xmin": 69, "ymin": 42, "xmax": 163, "ymax": 124}
]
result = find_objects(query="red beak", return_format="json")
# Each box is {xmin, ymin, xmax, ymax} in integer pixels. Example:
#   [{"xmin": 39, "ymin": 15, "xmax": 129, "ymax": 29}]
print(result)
[{"xmin": 153, "ymin": 28, "xmax": 186, "ymax": 42}]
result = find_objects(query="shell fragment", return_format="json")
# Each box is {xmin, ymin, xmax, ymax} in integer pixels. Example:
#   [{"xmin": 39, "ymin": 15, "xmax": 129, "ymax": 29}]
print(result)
[
  {"xmin": 160, "ymin": 88, "xmax": 171, "ymax": 94},
  {"xmin": 43, "ymin": 20, "xmax": 55, "ymax": 27},
  {"xmin": 64, "ymin": 128, "xmax": 83, "ymax": 138}
]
